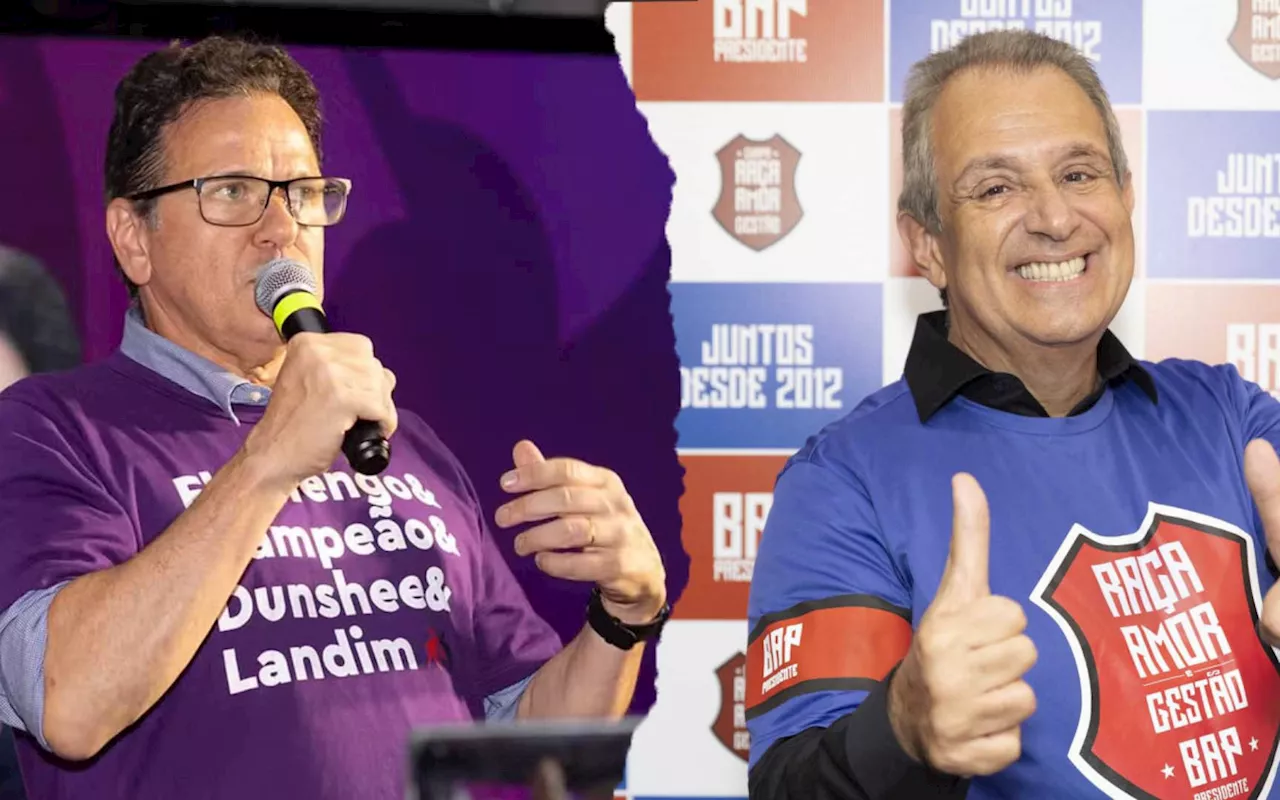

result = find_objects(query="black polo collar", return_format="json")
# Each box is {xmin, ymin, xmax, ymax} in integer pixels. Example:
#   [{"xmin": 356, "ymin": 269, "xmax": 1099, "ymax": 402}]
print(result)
[{"xmin": 902, "ymin": 310, "xmax": 1158, "ymax": 423}]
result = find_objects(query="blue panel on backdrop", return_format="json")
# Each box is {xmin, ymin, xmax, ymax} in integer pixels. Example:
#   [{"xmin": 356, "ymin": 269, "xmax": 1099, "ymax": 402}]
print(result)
[
  {"xmin": 888, "ymin": 0, "xmax": 1143, "ymax": 103},
  {"xmin": 1147, "ymin": 110, "xmax": 1280, "ymax": 280},
  {"xmin": 671, "ymin": 283, "xmax": 882, "ymax": 450}
]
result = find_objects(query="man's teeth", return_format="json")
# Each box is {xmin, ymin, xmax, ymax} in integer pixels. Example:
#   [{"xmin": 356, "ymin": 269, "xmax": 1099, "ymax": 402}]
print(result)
[{"xmin": 1016, "ymin": 256, "xmax": 1086, "ymax": 282}]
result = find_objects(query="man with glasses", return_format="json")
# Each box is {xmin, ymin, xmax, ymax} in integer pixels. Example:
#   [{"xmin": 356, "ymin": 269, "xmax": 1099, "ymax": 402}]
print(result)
[{"xmin": 0, "ymin": 36, "xmax": 668, "ymax": 800}]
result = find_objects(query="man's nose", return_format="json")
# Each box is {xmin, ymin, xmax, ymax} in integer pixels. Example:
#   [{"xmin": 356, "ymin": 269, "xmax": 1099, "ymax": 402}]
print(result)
[
  {"xmin": 255, "ymin": 188, "xmax": 300, "ymax": 249},
  {"xmin": 1023, "ymin": 183, "xmax": 1083, "ymax": 241}
]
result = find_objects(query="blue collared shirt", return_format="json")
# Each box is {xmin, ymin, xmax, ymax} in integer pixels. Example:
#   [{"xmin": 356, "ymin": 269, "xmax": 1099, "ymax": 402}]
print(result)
[
  {"xmin": 119, "ymin": 304, "xmax": 271, "ymax": 425},
  {"xmin": 0, "ymin": 307, "xmax": 528, "ymax": 748}
]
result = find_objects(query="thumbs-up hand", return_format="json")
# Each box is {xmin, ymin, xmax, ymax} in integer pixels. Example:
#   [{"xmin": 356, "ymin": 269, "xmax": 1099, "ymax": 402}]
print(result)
[
  {"xmin": 1245, "ymin": 439, "xmax": 1280, "ymax": 647},
  {"xmin": 887, "ymin": 473, "xmax": 1038, "ymax": 777}
]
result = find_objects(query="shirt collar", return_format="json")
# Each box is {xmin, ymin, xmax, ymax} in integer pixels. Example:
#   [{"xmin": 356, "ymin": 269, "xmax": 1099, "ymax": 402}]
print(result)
[
  {"xmin": 118, "ymin": 304, "xmax": 272, "ymax": 425},
  {"xmin": 902, "ymin": 309, "xmax": 1158, "ymax": 423}
]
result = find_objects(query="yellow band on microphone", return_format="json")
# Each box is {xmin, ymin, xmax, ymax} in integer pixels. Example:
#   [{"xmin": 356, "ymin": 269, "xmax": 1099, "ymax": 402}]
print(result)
[{"xmin": 273, "ymin": 291, "xmax": 322, "ymax": 334}]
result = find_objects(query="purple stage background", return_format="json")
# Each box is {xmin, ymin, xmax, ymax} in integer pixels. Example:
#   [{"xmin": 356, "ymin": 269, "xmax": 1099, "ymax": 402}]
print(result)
[{"xmin": 0, "ymin": 35, "xmax": 685, "ymax": 717}]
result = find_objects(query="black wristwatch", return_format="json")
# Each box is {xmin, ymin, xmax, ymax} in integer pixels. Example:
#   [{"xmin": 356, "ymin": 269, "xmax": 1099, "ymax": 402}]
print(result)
[{"xmin": 586, "ymin": 587, "xmax": 670, "ymax": 650}]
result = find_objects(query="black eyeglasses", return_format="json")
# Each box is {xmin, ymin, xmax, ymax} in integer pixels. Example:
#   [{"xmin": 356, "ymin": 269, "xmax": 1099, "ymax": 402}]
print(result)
[{"xmin": 126, "ymin": 174, "xmax": 352, "ymax": 227}]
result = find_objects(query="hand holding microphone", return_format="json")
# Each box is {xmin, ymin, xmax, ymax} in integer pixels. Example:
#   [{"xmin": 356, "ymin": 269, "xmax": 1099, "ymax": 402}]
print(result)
[{"xmin": 245, "ymin": 258, "xmax": 395, "ymax": 481}]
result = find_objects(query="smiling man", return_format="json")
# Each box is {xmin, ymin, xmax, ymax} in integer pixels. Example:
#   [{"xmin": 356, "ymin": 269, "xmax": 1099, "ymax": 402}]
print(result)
[
  {"xmin": 745, "ymin": 30, "xmax": 1280, "ymax": 799},
  {"xmin": 0, "ymin": 36, "xmax": 667, "ymax": 800}
]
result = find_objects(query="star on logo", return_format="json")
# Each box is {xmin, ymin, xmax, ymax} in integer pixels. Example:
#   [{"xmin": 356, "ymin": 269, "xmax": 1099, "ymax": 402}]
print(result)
[
  {"xmin": 1251, "ymin": 737, "xmax": 1260, "ymax": 752},
  {"xmin": 424, "ymin": 629, "xmax": 449, "ymax": 666},
  {"xmin": 1162, "ymin": 764, "xmax": 1175, "ymax": 779}
]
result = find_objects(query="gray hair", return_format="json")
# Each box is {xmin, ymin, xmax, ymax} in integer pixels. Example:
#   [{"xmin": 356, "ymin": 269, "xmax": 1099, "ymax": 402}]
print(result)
[{"xmin": 898, "ymin": 29, "xmax": 1129, "ymax": 236}]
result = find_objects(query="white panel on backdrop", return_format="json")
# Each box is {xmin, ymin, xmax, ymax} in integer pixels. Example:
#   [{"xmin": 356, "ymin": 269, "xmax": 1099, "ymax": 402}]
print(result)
[
  {"xmin": 1144, "ymin": 0, "xmax": 1280, "ymax": 109},
  {"xmin": 638, "ymin": 102, "xmax": 890, "ymax": 284},
  {"xmin": 881, "ymin": 276, "xmax": 942, "ymax": 387},
  {"xmin": 627, "ymin": 620, "xmax": 751, "ymax": 797},
  {"xmin": 605, "ymin": 2, "xmax": 633, "ymax": 89}
]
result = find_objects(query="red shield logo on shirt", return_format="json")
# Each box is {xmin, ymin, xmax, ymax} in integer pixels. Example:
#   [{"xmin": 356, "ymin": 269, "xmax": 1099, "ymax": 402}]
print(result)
[
  {"xmin": 711, "ymin": 652, "xmax": 750, "ymax": 762},
  {"xmin": 1032, "ymin": 505, "xmax": 1280, "ymax": 799},
  {"xmin": 1230, "ymin": 0, "xmax": 1280, "ymax": 80},
  {"xmin": 712, "ymin": 134, "xmax": 803, "ymax": 252}
]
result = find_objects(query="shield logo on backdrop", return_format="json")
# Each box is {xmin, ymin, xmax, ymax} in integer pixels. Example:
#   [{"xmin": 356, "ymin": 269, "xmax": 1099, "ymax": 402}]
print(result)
[
  {"xmin": 712, "ymin": 134, "xmax": 803, "ymax": 252},
  {"xmin": 1230, "ymin": 0, "xmax": 1280, "ymax": 80},
  {"xmin": 1031, "ymin": 505, "xmax": 1280, "ymax": 799},
  {"xmin": 711, "ymin": 651, "xmax": 751, "ymax": 761}
]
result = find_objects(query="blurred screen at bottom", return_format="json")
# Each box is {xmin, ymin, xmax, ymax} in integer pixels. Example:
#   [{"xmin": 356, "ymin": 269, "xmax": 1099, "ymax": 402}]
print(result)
[{"xmin": 440, "ymin": 781, "xmax": 615, "ymax": 800}]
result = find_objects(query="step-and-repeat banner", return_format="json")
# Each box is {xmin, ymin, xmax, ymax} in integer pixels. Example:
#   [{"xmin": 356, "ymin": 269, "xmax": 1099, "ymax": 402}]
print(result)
[{"xmin": 609, "ymin": 1, "xmax": 1280, "ymax": 797}]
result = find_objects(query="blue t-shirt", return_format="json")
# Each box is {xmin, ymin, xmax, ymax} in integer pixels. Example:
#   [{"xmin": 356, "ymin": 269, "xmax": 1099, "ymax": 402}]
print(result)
[{"xmin": 747, "ymin": 358, "xmax": 1280, "ymax": 799}]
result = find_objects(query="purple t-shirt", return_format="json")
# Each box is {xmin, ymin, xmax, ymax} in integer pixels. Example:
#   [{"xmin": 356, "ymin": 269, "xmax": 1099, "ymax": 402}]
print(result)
[{"xmin": 0, "ymin": 351, "xmax": 562, "ymax": 799}]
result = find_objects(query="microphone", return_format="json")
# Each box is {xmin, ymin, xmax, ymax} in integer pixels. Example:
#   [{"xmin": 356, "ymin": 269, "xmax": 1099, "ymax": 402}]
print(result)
[{"xmin": 254, "ymin": 258, "xmax": 391, "ymax": 476}]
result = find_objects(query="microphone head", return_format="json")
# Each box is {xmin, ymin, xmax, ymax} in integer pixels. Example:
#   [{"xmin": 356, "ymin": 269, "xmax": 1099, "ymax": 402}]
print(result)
[{"xmin": 254, "ymin": 258, "xmax": 319, "ymax": 317}]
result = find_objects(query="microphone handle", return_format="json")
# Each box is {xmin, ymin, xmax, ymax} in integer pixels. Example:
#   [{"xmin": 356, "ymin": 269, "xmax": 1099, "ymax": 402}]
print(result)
[
  {"xmin": 342, "ymin": 420, "xmax": 392, "ymax": 477},
  {"xmin": 280, "ymin": 302, "xmax": 392, "ymax": 476}
]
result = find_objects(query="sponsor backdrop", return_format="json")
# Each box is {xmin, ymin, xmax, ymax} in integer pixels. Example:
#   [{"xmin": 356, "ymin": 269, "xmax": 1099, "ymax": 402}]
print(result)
[{"xmin": 607, "ymin": 0, "xmax": 1280, "ymax": 797}]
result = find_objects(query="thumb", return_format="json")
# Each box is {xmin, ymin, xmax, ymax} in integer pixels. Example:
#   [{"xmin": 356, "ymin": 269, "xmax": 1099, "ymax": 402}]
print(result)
[
  {"xmin": 936, "ymin": 472, "xmax": 991, "ymax": 607},
  {"xmin": 1245, "ymin": 439, "xmax": 1280, "ymax": 562},
  {"xmin": 512, "ymin": 439, "xmax": 546, "ymax": 469}
]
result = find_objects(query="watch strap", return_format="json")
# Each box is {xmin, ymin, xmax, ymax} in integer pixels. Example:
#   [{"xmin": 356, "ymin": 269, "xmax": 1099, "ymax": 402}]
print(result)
[{"xmin": 586, "ymin": 587, "xmax": 669, "ymax": 650}]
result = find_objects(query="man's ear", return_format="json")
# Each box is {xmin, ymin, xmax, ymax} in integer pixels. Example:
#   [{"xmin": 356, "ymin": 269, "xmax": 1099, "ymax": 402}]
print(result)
[
  {"xmin": 106, "ymin": 198, "xmax": 154, "ymax": 289},
  {"xmin": 1121, "ymin": 170, "xmax": 1135, "ymax": 216},
  {"xmin": 896, "ymin": 211, "xmax": 948, "ymax": 295}
]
